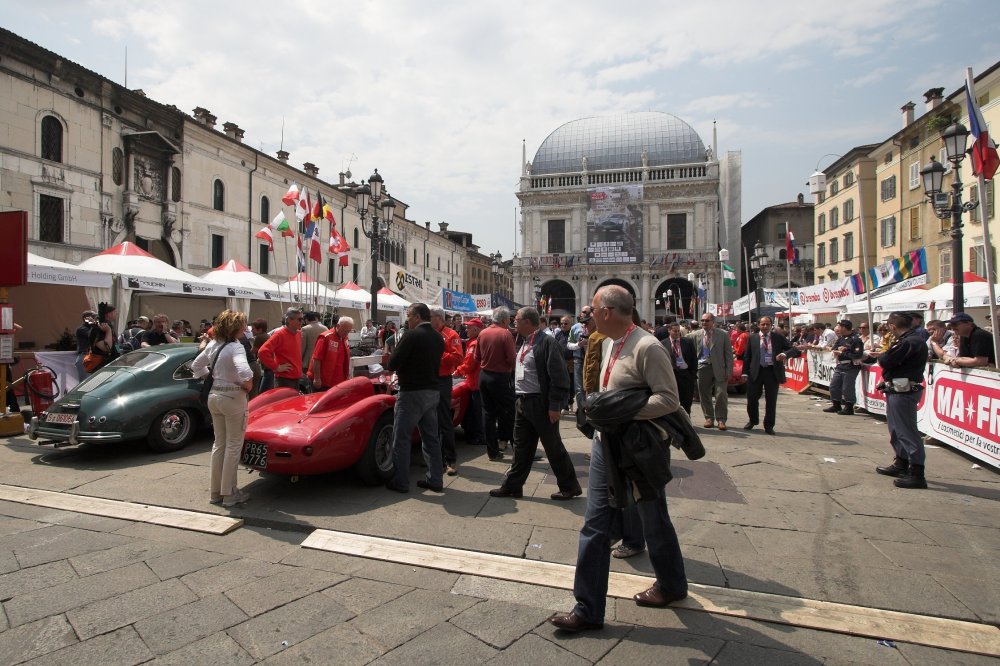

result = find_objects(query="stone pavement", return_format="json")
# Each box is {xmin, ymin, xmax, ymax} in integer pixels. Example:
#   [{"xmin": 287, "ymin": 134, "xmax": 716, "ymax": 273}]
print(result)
[{"xmin": 0, "ymin": 390, "xmax": 997, "ymax": 664}]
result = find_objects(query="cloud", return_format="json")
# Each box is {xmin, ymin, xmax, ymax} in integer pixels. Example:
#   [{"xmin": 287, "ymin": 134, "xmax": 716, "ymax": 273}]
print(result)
[
  {"xmin": 844, "ymin": 66, "xmax": 898, "ymax": 88},
  {"xmin": 681, "ymin": 93, "xmax": 771, "ymax": 116}
]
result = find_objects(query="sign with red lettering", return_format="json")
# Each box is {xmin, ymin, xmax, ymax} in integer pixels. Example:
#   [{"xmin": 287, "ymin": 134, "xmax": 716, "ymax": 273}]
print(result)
[
  {"xmin": 783, "ymin": 354, "xmax": 809, "ymax": 392},
  {"xmin": 859, "ymin": 365, "xmax": 886, "ymax": 416},
  {"xmin": 923, "ymin": 366, "xmax": 1000, "ymax": 467}
]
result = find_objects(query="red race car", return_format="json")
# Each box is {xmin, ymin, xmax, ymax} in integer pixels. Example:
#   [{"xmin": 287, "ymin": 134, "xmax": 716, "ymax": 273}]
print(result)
[{"xmin": 241, "ymin": 375, "xmax": 472, "ymax": 484}]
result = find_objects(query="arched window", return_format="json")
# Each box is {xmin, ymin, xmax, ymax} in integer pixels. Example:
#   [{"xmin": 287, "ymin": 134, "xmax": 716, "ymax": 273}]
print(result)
[
  {"xmin": 171, "ymin": 167, "xmax": 182, "ymax": 202},
  {"xmin": 41, "ymin": 115, "xmax": 63, "ymax": 162},
  {"xmin": 112, "ymin": 148, "xmax": 124, "ymax": 186},
  {"xmin": 213, "ymin": 179, "xmax": 225, "ymax": 211},
  {"xmin": 779, "ymin": 249, "xmax": 787, "ymax": 260},
  {"xmin": 260, "ymin": 195, "xmax": 270, "ymax": 225}
]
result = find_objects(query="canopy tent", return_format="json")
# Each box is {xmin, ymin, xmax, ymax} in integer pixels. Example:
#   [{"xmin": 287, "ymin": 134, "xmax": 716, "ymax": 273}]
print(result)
[
  {"xmin": 276, "ymin": 272, "xmax": 341, "ymax": 308},
  {"xmin": 27, "ymin": 253, "xmax": 112, "ymax": 288},
  {"xmin": 335, "ymin": 281, "xmax": 371, "ymax": 308},
  {"xmin": 376, "ymin": 287, "xmax": 410, "ymax": 312},
  {"xmin": 200, "ymin": 259, "xmax": 285, "ymax": 314},
  {"xmin": 75, "ymin": 242, "xmax": 225, "ymax": 327},
  {"xmin": 844, "ymin": 286, "xmax": 930, "ymax": 314}
]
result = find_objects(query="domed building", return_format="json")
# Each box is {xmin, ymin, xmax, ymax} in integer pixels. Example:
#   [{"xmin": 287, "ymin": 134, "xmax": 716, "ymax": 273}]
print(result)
[{"xmin": 515, "ymin": 111, "xmax": 741, "ymax": 323}]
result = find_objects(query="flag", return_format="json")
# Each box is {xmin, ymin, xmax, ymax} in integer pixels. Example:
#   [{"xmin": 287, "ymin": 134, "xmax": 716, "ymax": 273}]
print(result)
[
  {"xmin": 296, "ymin": 234, "xmax": 306, "ymax": 273},
  {"xmin": 329, "ymin": 227, "xmax": 350, "ymax": 267},
  {"xmin": 296, "ymin": 187, "xmax": 312, "ymax": 225},
  {"xmin": 305, "ymin": 220, "xmax": 322, "ymax": 264},
  {"xmin": 321, "ymin": 194, "xmax": 336, "ymax": 225},
  {"xmin": 281, "ymin": 182, "xmax": 300, "ymax": 206},
  {"xmin": 722, "ymin": 263, "xmax": 737, "ymax": 286},
  {"xmin": 255, "ymin": 225, "xmax": 274, "ymax": 250},
  {"xmin": 312, "ymin": 192, "xmax": 325, "ymax": 222},
  {"xmin": 269, "ymin": 211, "xmax": 294, "ymax": 238},
  {"xmin": 966, "ymin": 71, "xmax": 999, "ymax": 181},
  {"xmin": 697, "ymin": 281, "xmax": 706, "ymax": 300},
  {"xmin": 786, "ymin": 231, "xmax": 799, "ymax": 265},
  {"xmin": 897, "ymin": 247, "xmax": 926, "ymax": 281}
]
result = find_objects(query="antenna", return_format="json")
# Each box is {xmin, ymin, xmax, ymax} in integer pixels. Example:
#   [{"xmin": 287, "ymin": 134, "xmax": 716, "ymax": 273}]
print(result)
[{"xmin": 343, "ymin": 153, "xmax": 358, "ymax": 180}]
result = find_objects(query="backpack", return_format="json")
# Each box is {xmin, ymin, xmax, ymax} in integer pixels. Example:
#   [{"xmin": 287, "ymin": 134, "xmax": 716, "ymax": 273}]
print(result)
[{"xmin": 119, "ymin": 327, "xmax": 144, "ymax": 353}]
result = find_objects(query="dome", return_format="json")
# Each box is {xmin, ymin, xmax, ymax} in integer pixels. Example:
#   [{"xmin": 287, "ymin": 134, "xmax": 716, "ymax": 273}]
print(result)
[{"xmin": 531, "ymin": 112, "xmax": 706, "ymax": 175}]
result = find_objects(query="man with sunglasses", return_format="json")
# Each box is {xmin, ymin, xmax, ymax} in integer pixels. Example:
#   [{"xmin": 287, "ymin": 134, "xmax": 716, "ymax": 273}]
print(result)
[{"xmin": 690, "ymin": 313, "xmax": 733, "ymax": 430}]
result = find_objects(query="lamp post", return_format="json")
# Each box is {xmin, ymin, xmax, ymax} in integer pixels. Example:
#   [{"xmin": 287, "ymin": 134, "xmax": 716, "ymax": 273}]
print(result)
[
  {"xmin": 749, "ymin": 241, "xmax": 769, "ymax": 321},
  {"xmin": 491, "ymin": 251, "xmax": 504, "ymax": 298},
  {"xmin": 920, "ymin": 121, "xmax": 977, "ymax": 315},
  {"xmin": 354, "ymin": 169, "xmax": 396, "ymax": 326}
]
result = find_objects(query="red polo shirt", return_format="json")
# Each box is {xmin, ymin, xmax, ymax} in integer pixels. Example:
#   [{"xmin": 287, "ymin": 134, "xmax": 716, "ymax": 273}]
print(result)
[
  {"xmin": 438, "ymin": 325, "xmax": 464, "ymax": 377},
  {"xmin": 258, "ymin": 326, "xmax": 302, "ymax": 379},
  {"xmin": 475, "ymin": 324, "xmax": 515, "ymax": 373},
  {"xmin": 309, "ymin": 330, "xmax": 351, "ymax": 388},
  {"xmin": 454, "ymin": 337, "xmax": 481, "ymax": 390}
]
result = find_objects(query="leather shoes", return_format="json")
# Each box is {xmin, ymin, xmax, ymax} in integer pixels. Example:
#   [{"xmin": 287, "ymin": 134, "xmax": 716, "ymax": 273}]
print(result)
[
  {"xmin": 703, "ymin": 419, "xmax": 714, "ymax": 428},
  {"xmin": 634, "ymin": 584, "xmax": 687, "ymax": 607},
  {"xmin": 742, "ymin": 422, "xmax": 756, "ymax": 430},
  {"xmin": 547, "ymin": 611, "xmax": 603, "ymax": 633},
  {"xmin": 416, "ymin": 480, "xmax": 443, "ymax": 492},
  {"xmin": 489, "ymin": 487, "xmax": 523, "ymax": 498},
  {"xmin": 550, "ymin": 487, "xmax": 583, "ymax": 501},
  {"xmin": 764, "ymin": 427, "xmax": 775, "ymax": 435},
  {"xmin": 717, "ymin": 421, "xmax": 727, "ymax": 431}
]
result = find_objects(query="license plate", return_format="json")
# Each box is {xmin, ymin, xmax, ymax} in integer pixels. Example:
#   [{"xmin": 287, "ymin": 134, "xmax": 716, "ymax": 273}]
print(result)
[
  {"xmin": 241, "ymin": 441, "xmax": 267, "ymax": 469},
  {"xmin": 45, "ymin": 413, "xmax": 75, "ymax": 425}
]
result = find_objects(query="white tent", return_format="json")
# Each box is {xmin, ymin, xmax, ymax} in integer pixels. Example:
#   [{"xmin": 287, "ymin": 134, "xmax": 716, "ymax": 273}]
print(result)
[
  {"xmin": 200, "ymin": 259, "xmax": 285, "ymax": 314},
  {"xmin": 844, "ymin": 287, "xmax": 931, "ymax": 314},
  {"xmin": 335, "ymin": 281, "xmax": 371, "ymax": 307},
  {"xmin": 75, "ymin": 242, "xmax": 225, "ymax": 326},
  {"xmin": 277, "ymin": 273, "xmax": 341, "ymax": 307},
  {"xmin": 28, "ymin": 253, "xmax": 112, "ymax": 288},
  {"xmin": 376, "ymin": 287, "xmax": 409, "ymax": 312}
]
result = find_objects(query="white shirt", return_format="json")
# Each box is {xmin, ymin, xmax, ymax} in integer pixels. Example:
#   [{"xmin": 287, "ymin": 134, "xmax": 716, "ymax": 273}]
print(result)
[
  {"xmin": 820, "ymin": 329, "xmax": 837, "ymax": 346},
  {"xmin": 192, "ymin": 340, "xmax": 253, "ymax": 388}
]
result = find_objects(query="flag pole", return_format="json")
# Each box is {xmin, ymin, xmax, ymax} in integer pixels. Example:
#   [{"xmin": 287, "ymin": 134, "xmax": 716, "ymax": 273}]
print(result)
[
  {"xmin": 742, "ymin": 243, "xmax": 752, "ymax": 324},
  {"xmin": 786, "ymin": 236, "xmax": 793, "ymax": 324},
  {"xmin": 968, "ymin": 67, "xmax": 1000, "ymax": 367}
]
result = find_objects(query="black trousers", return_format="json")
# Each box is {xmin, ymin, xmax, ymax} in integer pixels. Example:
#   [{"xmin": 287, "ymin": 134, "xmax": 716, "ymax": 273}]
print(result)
[
  {"xmin": 438, "ymin": 376, "xmax": 457, "ymax": 465},
  {"xmin": 746, "ymin": 365, "xmax": 780, "ymax": 429},
  {"xmin": 480, "ymin": 370, "xmax": 515, "ymax": 446},
  {"xmin": 501, "ymin": 395, "xmax": 579, "ymax": 493},
  {"xmin": 675, "ymin": 368, "xmax": 696, "ymax": 415}
]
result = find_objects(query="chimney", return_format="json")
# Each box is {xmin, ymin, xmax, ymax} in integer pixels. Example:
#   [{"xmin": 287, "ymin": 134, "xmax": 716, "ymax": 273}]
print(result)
[
  {"xmin": 425, "ymin": 222, "xmax": 431, "ymax": 229},
  {"xmin": 303, "ymin": 162, "xmax": 319, "ymax": 177},
  {"xmin": 192, "ymin": 107, "xmax": 217, "ymax": 128},
  {"xmin": 339, "ymin": 172, "xmax": 346, "ymax": 185},
  {"xmin": 276, "ymin": 150, "xmax": 289, "ymax": 164},
  {"xmin": 222, "ymin": 122, "xmax": 244, "ymax": 142},
  {"xmin": 438, "ymin": 222, "xmax": 449, "ymax": 233},
  {"xmin": 924, "ymin": 87, "xmax": 945, "ymax": 112},
  {"xmin": 901, "ymin": 102, "xmax": 915, "ymax": 128},
  {"xmin": 797, "ymin": 193, "xmax": 804, "ymax": 205}
]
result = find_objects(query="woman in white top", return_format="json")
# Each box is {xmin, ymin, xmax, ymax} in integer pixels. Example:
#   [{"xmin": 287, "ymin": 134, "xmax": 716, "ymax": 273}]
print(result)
[{"xmin": 193, "ymin": 310, "xmax": 254, "ymax": 507}]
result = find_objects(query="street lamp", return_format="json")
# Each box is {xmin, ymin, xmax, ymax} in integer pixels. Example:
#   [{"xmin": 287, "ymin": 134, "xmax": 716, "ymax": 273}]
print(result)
[
  {"xmin": 920, "ymin": 120, "xmax": 977, "ymax": 313},
  {"xmin": 750, "ymin": 241, "xmax": 769, "ymax": 320},
  {"xmin": 490, "ymin": 252, "xmax": 504, "ymax": 296},
  {"xmin": 354, "ymin": 169, "xmax": 396, "ymax": 326}
]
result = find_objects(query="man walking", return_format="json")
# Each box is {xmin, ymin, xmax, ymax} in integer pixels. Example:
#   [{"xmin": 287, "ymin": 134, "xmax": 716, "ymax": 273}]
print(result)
[
  {"xmin": 568, "ymin": 305, "xmax": 593, "ymax": 409},
  {"xmin": 476, "ymin": 308, "xmax": 516, "ymax": 456},
  {"xmin": 664, "ymin": 322, "xmax": 697, "ymax": 414},
  {"xmin": 549, "ymin": 286, "xmax": 686, "ymax": 633},
  {"xmin": 309, "ymin": 316, "xmax": 354, "ymax": 391},
  {"xmin": 431, "ymin": 308, "xmax": 464, "ymax": 475},
  {"xmin": 258, "ymin": 308, "xmax": 304, "ymax": 390},
  {"xmin": 824, "ymin": 319, "xmax": 865, "ymax": 415},
  {"xmin": 691, "ymin": 313, "xmax": 733, "ymax": 429},
  {"xmin": 489, "ymin": 307, "xmax": 581, "ymax": 501},
  {"xmin": 742, "ymin": 316, "xmax": 799, "ymax": 434},
  {"xmin": 386, "ymin": 304, "xmax": 444, "ymax": 493}
]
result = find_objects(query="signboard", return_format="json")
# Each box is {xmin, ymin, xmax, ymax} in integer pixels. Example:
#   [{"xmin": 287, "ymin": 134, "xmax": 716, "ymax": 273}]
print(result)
[
  {"xmin": 28, "ymin": 265, "xmax": 112, "ymax": 288},
  {"xmin": 471, "ymin": 294, "xmax": 492, "ymax": 312},
  {"xmin": 923, "ymin": 366, "xmax": 1000, "ymax": 467},
  {"xmin": 585, "ymin": 185, "xmax": 643, "ymax": 264},
  {"xmin": 868, "ymin": 274, "xmax": 928, "ymax": 299},
  {"xmin": 783, "ymin": 354, "xmax": 810, "ymax": 392},
  {"xmin": 793, "ymin": 277, "xmax": 855, "ymax": 312},
  {"xmin": 441, "ymin": 288, "xmax": 478, "ymax": 313},
  {"xmin": 708, "ymin": 302, "xmax": 734, "ymax": 317},
  {"xmin": 388, "ymin": 263, "xmax": 435, "ymax": 304},
  {"xmin": 806, "ymin": 348, "xmax": 836, "ymax": 386}
]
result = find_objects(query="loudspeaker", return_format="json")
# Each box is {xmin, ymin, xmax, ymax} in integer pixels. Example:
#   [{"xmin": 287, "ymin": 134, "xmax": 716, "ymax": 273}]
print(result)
[{"xmin": 0, "ymin": 211, "xmax": 27, "ymax": 287}]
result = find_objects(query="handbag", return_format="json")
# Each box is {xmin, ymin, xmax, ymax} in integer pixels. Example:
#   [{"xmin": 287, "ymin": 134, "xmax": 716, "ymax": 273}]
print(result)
[
  {"xmin": 199, "ymin": 343, "xmax": 228, "ymax": 405},
  {"xmin": 82, "ymin": 350, "xmax": 105, "ymax": 373}
]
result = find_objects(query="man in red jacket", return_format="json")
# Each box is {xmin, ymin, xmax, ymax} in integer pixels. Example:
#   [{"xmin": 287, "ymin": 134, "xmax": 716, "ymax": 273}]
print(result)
[
  {"xmin": 432, "ymin": 307, "xmax": 465, "ymax": 476},
  {"xmin": 309, "ymin": 316, "xmax": 355, "ymax": 391},
  {"xmin": 258, "ymin": 308, "xmax": 304, "ymax": 390}
]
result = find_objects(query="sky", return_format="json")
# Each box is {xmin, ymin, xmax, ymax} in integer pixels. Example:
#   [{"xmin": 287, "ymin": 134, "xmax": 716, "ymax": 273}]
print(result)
[{"xmin": 3, "ymin": 0, "xmax": 999, "ymax": 259}]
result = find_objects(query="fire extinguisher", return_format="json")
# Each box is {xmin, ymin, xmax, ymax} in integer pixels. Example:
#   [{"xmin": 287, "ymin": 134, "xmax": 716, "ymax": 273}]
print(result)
[{"xmin": 26, "ymin": 366, "xmax": 59, "ymax": 415}]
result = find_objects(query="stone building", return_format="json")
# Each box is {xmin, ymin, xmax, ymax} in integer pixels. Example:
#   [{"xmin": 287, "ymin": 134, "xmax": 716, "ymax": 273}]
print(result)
[
  {"xmin": 741, "ymin": 194, "xmax": 815, "ymax": 295},
  {"xmin": 514, "ymin": 112, "xmax": 741, "ymax": 323}
]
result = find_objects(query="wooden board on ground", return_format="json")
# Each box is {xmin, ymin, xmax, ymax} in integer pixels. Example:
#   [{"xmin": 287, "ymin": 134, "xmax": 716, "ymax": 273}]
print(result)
[
  {"xmin": 0, "ymin": 484, "xmax": 243, "ymax": 535},
  {"xmin": 302, "ymin": 528, "xmax": 1000, "ymax": 657}
]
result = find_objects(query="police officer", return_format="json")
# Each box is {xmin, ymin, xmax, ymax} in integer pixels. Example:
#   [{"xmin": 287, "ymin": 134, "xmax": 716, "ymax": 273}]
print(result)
[
  {"xmin": 823, "ymin": 319, "xmax": 865, "ymax": 415},
  {"xmin": 875, "ymin": 312, "xmax": 929, "ymax": 489}
]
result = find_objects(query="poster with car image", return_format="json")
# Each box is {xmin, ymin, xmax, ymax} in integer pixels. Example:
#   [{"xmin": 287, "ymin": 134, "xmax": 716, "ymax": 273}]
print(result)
[{"xmin": 586, "ymin": 185, "xmax": 643, "ymax": 264}]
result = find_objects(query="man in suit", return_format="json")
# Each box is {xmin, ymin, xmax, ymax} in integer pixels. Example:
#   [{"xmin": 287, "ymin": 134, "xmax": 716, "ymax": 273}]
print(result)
[
  {"xmin": 690, "ymin": 313, "xmax": 733, "ymax": 429},
  {"xmin": 663, "ymin": 322, "xmax": 697, "ymax": 415},
  {"xmin": 742, "ymin": 316, "xmax": 800, "ymax": 435}
]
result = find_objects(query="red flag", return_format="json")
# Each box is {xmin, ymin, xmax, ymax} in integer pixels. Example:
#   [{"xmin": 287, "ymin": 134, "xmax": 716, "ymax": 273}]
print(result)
[
  {"xmin": 967, "ymin": 72, "xmax": 999, "ymax": 181},
  {"xmin": 329, "ymin": 227, "xmax": 351, "ymax": 267},
  {"xmin": 305, "ymin": 221, "xmax": 322, "ymax": 264},
  {"xmin": 281, "ymin": 182, "xmax": 300, "ymax": 206},
  {"xmin": 296, "ymin": 188, "xmax": 312, "ymax": 226},
  {"xmin": 255, "ymin": 226, "xmax": 274, "ymax": 251}
]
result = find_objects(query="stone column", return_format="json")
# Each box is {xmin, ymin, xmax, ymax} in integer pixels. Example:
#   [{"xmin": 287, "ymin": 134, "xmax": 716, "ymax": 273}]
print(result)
[{"xmin": 640, "ymin": 272, "xmax": 651, "ymax": 323}]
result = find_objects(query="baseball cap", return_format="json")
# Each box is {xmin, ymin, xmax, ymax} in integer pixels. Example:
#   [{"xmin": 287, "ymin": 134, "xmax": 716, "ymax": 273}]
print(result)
[
  {"xmin": 465, "ymin": 318, "xmax": 484, "ymax": 328},
  {"xmin": 947, "ymin": 312, "xmax": 974, "ymax": 325}
]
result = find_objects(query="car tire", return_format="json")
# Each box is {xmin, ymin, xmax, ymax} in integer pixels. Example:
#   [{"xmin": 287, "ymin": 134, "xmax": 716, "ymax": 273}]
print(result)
[
  {"xmin": 355, "ymin": 412, "xmax": 394, "ymax": 485},
  {"xmin": 147, "ymin": 408, "xmax": 196, "ymax": 453}
]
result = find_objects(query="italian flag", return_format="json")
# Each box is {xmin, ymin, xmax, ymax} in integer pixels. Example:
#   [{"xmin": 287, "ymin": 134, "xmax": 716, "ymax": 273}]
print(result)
[
  {"xmin": 722, "ymin": 263, "xmax": 737, "ymax": 286},
  {"xmin": 270, "ymin": 211, "xmax": 294, "ymax": 238}
]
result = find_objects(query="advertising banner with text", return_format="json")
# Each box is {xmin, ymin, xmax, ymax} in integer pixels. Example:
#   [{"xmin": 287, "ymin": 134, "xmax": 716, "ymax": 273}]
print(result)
[
  {"xmin": 793, "ymin": 277, "xmax": 856, "ymax": 312},
  {"xmin": 783, "ymin": 354, "xmax": 810, "ymax": 392},
  {"xmin": 585, "ymin": 185, "xmax": 643, "ymax": 264},
  {"xmin": 388, "ymin": 263, "xmax": 436, "ymax": 304}
]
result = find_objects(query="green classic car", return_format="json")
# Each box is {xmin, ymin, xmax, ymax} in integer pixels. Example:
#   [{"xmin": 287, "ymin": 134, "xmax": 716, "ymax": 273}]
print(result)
[{"xmin": 28, "ymin": 344, "xmax": 210, "ymax": 452}]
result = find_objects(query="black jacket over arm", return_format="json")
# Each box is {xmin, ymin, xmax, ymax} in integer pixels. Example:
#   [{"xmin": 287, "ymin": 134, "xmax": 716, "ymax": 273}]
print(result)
[{"xmin": 742, "ymin": 331, "xmax": 800, "ymax": 384}]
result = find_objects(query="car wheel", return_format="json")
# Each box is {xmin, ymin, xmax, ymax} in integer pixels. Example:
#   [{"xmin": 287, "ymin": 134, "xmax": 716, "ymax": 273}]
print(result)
[
  {"xmin": 147, "ymin": 408, "xmax": 196, "ymax": 453},
  {"xmin": 354, "ymin": 412, "xmax": 394, "ymax": 485}
]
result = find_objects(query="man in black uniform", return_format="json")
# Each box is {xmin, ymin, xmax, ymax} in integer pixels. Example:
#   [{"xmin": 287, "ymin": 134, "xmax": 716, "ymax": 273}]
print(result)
[
  {"xmin": 823, "ymin": 319, "xmax": 866, "ymax": 415},
  {"xmin": 875, "ymin": 312, "xmax": 929, "ymax": 489},
  {"xmin": 663, "ymin": 322, "xmax": 697, "ymax": 414}
]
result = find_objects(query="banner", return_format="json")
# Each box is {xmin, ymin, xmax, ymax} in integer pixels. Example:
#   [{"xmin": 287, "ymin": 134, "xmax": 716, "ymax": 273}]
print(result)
[
  {"xmin": 923, "ymin": 365, "xmax": 1000, "ymax": 466},
  {"xmin": 850, "ymin": 248, "xmax": 927, "ymax": 294},
  {"xmin": 783, "ymin": 354, "xmax": 810, "ymax": 392},
  {"xmin": 793, "ymin": 277, "xmax": 855, "ymax": 312},
  {"xmin": 28, "ymin": 265, "xmax": 112, "ymax": 288},
  {"xmin": 441, "ymin": 288, "xmax": 478, "ymax": 313},
  {"xmin": 707, "ymin": 302, "xmax": 734, "ymax": 317},
  {"xmin": 388, "ymin": 263, "xmax": 435, "ymax": 304},
  {"xmin": 585, "ymin": 185, "xmax": 643, "ymax": 264},
  {"xmin": 471, "ymin": 294, "xmax": 492, "ymax": 312},
  {"xmin": 492, "ymin": 293, "xmax": 518, "ymax": 310},
  {"xmin": 868, "ymin": 274, "xmax": 928, "ymax": 299},
  {"xmin": 805, "ymin": 348, "xmax": 837, "ymax": 386},
  {"xmin": 733, "ymin": 293, "xmax": 756, "ymax": 316}
]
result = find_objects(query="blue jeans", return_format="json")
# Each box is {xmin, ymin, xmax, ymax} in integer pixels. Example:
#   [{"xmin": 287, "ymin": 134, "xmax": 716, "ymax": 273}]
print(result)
[
  {"xmin": 391, "ymin": 389, "xmax": 441, "ymax": 489},
  {"xmin": 621, "ymin": 504, "xmax": 645, "ymax": 550},
  {"xmin": 572, "ymin": 435, "xmax": 687, "ymax": 623}
]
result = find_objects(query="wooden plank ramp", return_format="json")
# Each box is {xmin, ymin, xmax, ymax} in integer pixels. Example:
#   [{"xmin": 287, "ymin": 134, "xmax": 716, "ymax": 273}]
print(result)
[
  {"xmin": 302, "ymin": 528, "xmax": 1000, "ymax": 657},
  {"xmin": 0, "ymin": 484, "xmax": 242, "ymax": 535}
]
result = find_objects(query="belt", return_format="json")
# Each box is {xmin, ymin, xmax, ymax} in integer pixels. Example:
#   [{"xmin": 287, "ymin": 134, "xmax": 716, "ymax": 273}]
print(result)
[
  {"xmin": 211, "ymin": 385, "xmax": 245, "ymax": 392},
  {"xmin": 516, "ymin": 393, "xmax": 541, "ymax": 398}
]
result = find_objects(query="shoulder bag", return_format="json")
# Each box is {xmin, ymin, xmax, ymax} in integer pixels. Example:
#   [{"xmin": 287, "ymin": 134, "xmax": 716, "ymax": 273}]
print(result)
[{"xmin": 199, "ymin": 342, "xmax": 229, "ymax": 406}]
